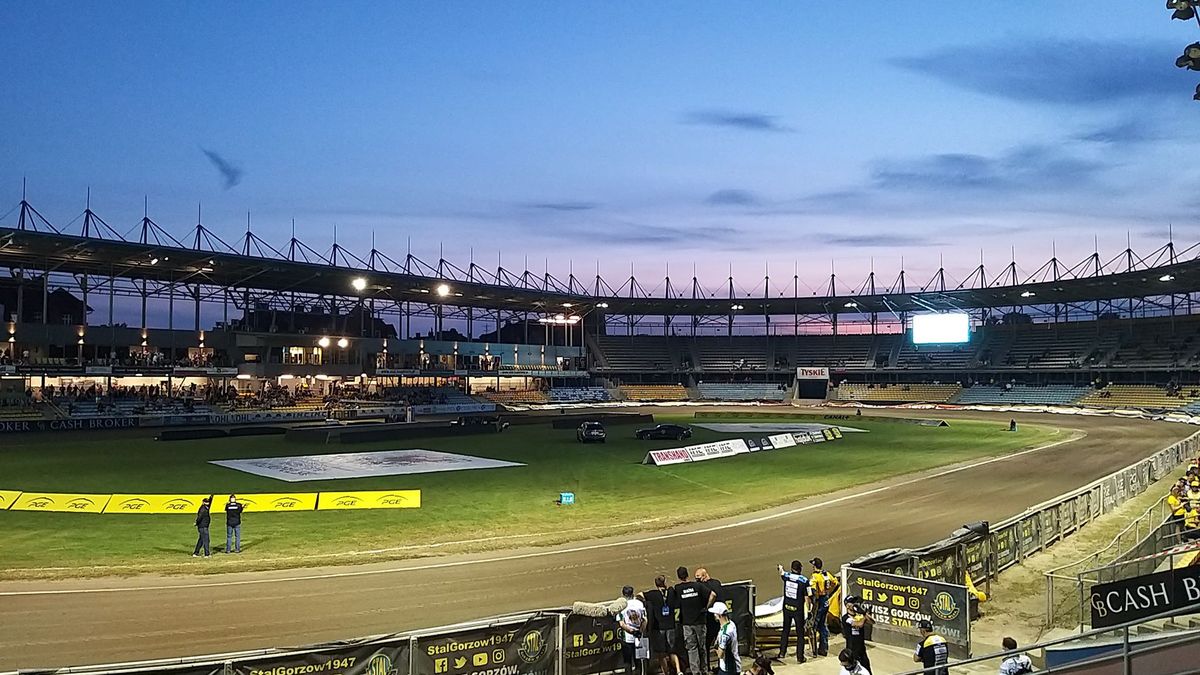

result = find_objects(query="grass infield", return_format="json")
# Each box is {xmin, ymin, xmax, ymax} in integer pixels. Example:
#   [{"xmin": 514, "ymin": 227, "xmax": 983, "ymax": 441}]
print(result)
[{"xmin": 0, "ymin": 414, "xmax": 1061, "ymax": 579}]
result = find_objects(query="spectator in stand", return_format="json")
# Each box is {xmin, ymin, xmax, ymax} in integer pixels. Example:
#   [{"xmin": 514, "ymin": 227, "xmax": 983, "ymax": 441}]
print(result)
[{"xmin": 1168, "ymin": 485, "xmax": 1188, "ymax": 536}]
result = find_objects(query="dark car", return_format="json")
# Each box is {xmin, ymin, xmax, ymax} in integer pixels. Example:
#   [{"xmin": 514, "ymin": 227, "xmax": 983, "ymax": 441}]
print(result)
[
  {"xmin": 577, "ymin": 421, "xmax": 607, "ymax": 443},
  {"xmin": 635, "ymin": 423, "xmax": 692, "ymax": 441}
]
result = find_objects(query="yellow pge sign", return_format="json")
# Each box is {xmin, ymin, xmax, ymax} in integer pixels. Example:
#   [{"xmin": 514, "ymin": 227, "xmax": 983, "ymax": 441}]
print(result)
[{"xmin": 317, "ymin": 490, "xmax": 422, "ymax": 510}]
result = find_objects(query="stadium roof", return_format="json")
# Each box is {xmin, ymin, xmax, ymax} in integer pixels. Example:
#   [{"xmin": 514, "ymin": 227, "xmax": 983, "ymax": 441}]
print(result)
[{"xmin": 2, "ymin": 223, "xmax": 1198, "ymax": 318}]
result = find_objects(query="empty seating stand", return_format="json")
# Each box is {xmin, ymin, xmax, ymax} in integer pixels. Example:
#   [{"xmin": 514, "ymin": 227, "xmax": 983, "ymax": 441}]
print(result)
[
  {"xmin": 952, "ymin": 385, "xmax": 1088, "ymax": 406},
  {"xmin": 619, "ymin": 384, "xmax": 689, "ymax": 401},
  {"xmin": 1077, "ymin": 385, "xmax": 1200, "ymax": 410},
  {"xmin": 596, "ymin": 336, "xmax": 678, "ymax": 371},
  {"xmin": 546, "ymin": 387, "xmax": 611, "ymax": 403},
  {"xmin": 480, "ymin": 390, "xmax": 549, "ymax": 405},
  {"xmin": 691, "ymin": 337, "xmax": 769, "ymax": 371},
  {"xmin": 832, "ymin": 382, "xmax": 961, "ymax": 403},
  {"xmin": 696, "ymin": 382, "xmax": 788, "ymax": 401}
]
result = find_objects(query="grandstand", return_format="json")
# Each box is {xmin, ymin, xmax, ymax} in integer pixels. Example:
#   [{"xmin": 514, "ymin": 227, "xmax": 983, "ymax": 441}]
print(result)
[
  {"xmin": 546, "ymin": 386, "xmax": 611, "ymax": 403},
  {"xmin": 1076, "ymin": 384, "xmax": 1200, "ymax": 410},
  {"xmin": 831, "ymin": 382, "xmax": 961, "ymax": 403},
  {"xmin": 619, "ymin": 383, "xmax": 689, "ymax": 401},
  {"xmin": 696, "ymin": 382, "xmax": 788, "ymax": 401},
  {"xmin": 953, "ymin": 384, "xmax": 1090, "ymax": 406},
  {"xmin": 3, "ymin": 207, "xmax": 1200, "ymax": 416}
]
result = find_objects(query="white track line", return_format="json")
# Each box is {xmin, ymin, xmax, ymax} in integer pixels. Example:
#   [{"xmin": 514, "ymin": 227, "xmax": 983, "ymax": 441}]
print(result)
[{"xmin": 0, "ymin": 432, "xmax": 1080, "ymax": 597}]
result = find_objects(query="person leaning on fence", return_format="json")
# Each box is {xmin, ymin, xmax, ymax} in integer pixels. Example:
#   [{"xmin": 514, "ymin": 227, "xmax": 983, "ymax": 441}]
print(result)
[
  {"xmin": 1168, "ymin": 484, "xmax": 1187, "ymax": 535},
  {"xmin": 997, "ymin": 637, "xmax": 1034, "ymax": 674}
]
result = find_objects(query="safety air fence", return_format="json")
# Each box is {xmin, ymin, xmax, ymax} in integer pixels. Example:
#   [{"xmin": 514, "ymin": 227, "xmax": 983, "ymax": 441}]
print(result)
[
  {"xmin": 848, "ymin": 430, "xmax": 1200, "ymax": 630},
  {"xmin": 6, "ymin": 583, "xmax": 756, "ymax": 675}
]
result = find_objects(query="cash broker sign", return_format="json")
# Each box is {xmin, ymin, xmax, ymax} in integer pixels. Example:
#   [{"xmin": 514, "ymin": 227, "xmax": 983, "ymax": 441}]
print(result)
[{"xmin": 1090, "ymin": 565, "xmax": 1200, "ymax": 628}]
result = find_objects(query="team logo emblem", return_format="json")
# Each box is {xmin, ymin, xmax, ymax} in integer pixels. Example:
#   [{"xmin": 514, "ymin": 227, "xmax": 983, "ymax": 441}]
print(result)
[
  {"xmin": 930, "ymin": 592, "xmax": 960, "ymax": 621},
  {"xmin": 517, "ymin": 629, "xmax": 547, "ymax": 663},
  {"xmin": 363, "ymin": 653, "xmax": 396, "ymax": 675}
]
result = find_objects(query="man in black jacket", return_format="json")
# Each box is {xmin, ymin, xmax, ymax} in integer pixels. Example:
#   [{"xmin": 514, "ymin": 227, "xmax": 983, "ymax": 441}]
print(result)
[
  {"xmin": 225, "ymin": 494, "xmax": 244, "ymax": 554},
  {"xmin": 192, "ymin": 496, "xmax": 212, "ymax": 557}
]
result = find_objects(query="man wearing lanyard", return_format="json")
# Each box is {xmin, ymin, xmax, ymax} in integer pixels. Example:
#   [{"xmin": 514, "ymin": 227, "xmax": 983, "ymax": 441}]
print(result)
[{"xmin": 777, "ymin": 560, "xmax": 809, "ymax": 663}]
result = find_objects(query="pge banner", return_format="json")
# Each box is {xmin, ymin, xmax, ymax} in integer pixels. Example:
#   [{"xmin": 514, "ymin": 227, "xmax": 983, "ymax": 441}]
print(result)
[
  {"xmin": 416, "ymin": 615, "xmax": 556, "ymax": 675},
  {"xmin": 1090, "ymin": 565, "xmax": 1200, "ymax": 629},
  {"xmin": 845, "ymin": 567, "xmax": 971, "ymax": 658},
  {"xmin": 158, "ymin": 639, "xmax": 411, "ymax": 675},
  {"xmin": 563, "ymin": 613, "xmax": 622, "ymax": 675},
  {"xmin": 0, "ymin": 490, "xmax": 21, "ymax": 510}
]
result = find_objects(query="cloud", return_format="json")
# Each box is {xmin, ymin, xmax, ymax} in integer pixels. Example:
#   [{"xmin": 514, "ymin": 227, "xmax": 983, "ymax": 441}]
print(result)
[
  {"xmin": 1074, "ymin": 119, "xmax": 1161, "ymax": 145},
  {"xmin": 201, "ymin": 149, "xmax": 244, "ymax": 189},
  {"xmin": 893, "ymin": 39, "xmax": 1187, "ymax": 105},
  {"xmin": 819, "ymin": 233, "xmax": 939, "ymax": 248},
  {"xmin": 870, "ymin": 144, "xmax": 1108, "ymax": 193},
  {"xmin": 683, "ymin": 110, "xmax": 792, "ymax": 132},
  {"xmin": 523, "ymin": 201, "xmax": 598, "ymax": 211},
  {"xmin": 705, "ymin": 189, "xmax": 759, "ymax": 206}
]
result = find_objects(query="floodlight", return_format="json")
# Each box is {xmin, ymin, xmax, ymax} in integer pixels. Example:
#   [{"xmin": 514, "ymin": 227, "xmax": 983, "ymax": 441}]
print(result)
[
  {"xmin": 351, "ymin": 277, "xmax": 367, "ymax": 292},
  {"xmin": 844, "ymin": 301, "xmax": 858, "ymax": 308},
  {"xmin": 436, "ymin": 283, "xmax": 451, "ymax": 297},
  {"xmin": 1169, "ymin": 0, "xmax": 1196, "ymax": 20},
  {"xmin": 1020, "ymin": 291, "xmax": 1035, "ymax": 298},
  {"xmin": 562, "ymin": 302, "xmax": 573, "ymax": 308},
  {"xmin": 150, "ymin": 257, "xmax": 159, "ymax": 265},
  {"xmin": 1160, "ymin": 274, "xmax": 1176, "ymax": 282},
  {"xmin": 731, "ymin": 304, "xmax": 744, "ymax": 311},
  {"xmin": 337, "ymin": 337, "xmax": 349, "ymax": 348},
  {"xmin": 318, "ymin": 337, "xmax": 330, "ymax": 348},
  {"xmin": 1176, "ymin": 43, "xmax": 1200, "ymax": 71},
  {"xmin": 597, "ymin": 302, "xmax": 610, "ymax": 309}
]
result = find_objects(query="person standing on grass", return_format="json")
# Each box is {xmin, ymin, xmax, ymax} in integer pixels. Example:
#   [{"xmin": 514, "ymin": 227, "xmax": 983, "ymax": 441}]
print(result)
[
  {"xmin": 192, "ymin": 496, "xmax": 212, "ymax": 557},
  {"xmin": 225, "ymin": 494, "xmax": 244, "ymax": 554}
]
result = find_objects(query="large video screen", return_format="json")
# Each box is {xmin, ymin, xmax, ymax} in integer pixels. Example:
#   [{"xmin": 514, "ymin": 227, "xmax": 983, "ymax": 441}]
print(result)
[{"xmin": 912, "ymin": 313, "xmax": 970, "ymax": 344}]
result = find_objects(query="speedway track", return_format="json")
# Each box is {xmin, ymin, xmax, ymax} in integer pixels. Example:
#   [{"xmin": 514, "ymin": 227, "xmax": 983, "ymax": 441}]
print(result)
[{"xmin": 0, "ymin": 408, "xmax": 1190, "ymax": 670}]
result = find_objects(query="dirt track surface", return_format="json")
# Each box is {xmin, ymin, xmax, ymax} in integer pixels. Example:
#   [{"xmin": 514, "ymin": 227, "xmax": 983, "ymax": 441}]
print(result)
[{"xmin": 0, "ymin": 408, "xmax": 1192, "ymax": 670}]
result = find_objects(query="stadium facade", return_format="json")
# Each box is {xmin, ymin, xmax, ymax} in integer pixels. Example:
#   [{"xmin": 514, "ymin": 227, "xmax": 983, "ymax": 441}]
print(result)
[{"xmin": 3, "ymin": 197, "xmax": 1200, "ymax": 416}]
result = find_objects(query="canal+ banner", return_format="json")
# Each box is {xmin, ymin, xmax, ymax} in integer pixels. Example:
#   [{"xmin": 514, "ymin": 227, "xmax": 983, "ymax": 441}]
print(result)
[{"xmin": 1090, "ymin": 564, "xmax": 1200, "ymax": 628}]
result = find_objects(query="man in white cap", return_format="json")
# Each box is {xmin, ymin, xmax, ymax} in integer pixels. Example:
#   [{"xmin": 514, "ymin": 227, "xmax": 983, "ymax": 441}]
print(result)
[{"xmin": 711, "ymin": 602, "xmax": 739, "ymax": 675}]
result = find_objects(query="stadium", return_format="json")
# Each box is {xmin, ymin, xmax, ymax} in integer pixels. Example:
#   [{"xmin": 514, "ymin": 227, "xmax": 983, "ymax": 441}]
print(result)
[
  {"xmin": 6, "ymin": 4, "xmax": 1200, "ymax": 675},
  {"xmin": 2, "ymin": 191, "xmax": 1200, "ymax": 675}
]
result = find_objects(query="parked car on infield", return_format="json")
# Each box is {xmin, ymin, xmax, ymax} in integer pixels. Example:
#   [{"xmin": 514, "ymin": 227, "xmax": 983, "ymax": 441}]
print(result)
[
  {"xmin": 577, "ymin": 421, "xmax": 607, "ymax": 443},
  {"xmin": 635, "ymin": 423, "xmax": 692, "ymax": 441}
]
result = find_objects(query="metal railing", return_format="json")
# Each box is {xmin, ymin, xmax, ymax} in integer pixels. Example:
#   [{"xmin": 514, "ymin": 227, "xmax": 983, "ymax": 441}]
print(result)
[
  {"xmin": 893, "ymin": 603, "xmax": 1200, "ymax": 675},
  {"xmin": 1044, "ymin": 494, "xmax": 1173, "ymax": 628}
]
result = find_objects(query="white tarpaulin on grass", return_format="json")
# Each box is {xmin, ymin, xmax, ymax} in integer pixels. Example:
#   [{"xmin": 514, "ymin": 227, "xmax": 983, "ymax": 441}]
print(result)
[
  {"xmin": 211, "ymin": 449, "xmax": 524, "ymax": 482},
  {"xmin": 692, "ymin": 422, "xmax": 868, "ymax": 433}
]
